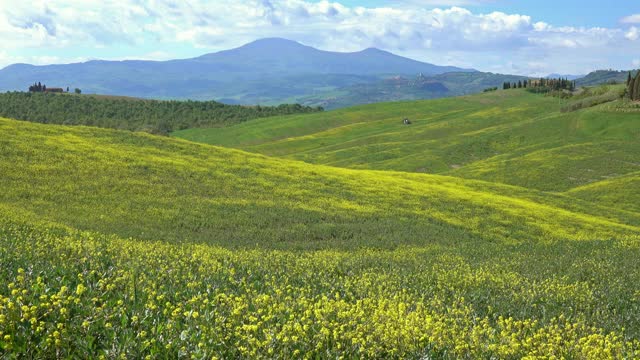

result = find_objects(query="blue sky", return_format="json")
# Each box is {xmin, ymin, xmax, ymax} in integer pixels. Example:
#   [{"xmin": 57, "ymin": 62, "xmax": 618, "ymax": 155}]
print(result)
[
  {"xmin": 1, "ymin": 0, "xmax": 639, "ymax": 76},
  {"xmin": 332, "ymin": 0, "xmax": 636, "ymax": 28}
]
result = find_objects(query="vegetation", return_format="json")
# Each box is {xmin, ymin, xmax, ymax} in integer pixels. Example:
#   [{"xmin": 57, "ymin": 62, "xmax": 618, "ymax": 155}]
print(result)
[
  {"xmin": 518, "ymin": 77, "xmax": 576, "ymax": 94},
  {"xmin": 560, "ymin": 84, "xmax": 626, "ymax": 112},
  {"xmin": 502, "ymin": 79, "xmax": 528, "ymax": 89},
  {"xmin": 627, "ymin": 69, "xmax": 640, "ymax": 101},
  {"xmin": 1, "ymin": 218, "xmax": 639, "ymax": 359},
  {"xmin": 0, "ymin": 92, "xmax": 322, "ymax": 135},
  {"xmin": 297, "ymin": 72, "xmax": 531, "ymax": 110},
  {"xmin": 576, "ymin": 69, "xmax": 638, "ymax": 87},
  {"xmin": 175, "ymin": 89, "xmax": 640, "ymax": 193},
  {"xmin": 0, "ymin": 116, "xmax": 639, "ymax": 358}
]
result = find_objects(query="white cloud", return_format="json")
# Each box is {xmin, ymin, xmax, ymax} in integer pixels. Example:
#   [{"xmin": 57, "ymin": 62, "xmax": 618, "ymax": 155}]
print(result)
[
  {"xmin": 621, "ymin": 14, "xmax": 640, "ymax": 24},
  {"xmin": 633, "ymin": 59, "xmax": 640, "ymax": 67},
  {"xmin": 0, "ymin": 0, "xmax": 639, "ymax": 75}
]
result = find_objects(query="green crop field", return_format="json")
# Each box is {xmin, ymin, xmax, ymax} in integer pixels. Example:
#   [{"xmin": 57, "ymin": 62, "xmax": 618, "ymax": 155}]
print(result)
[
  {"xmin": 1, "ymin": 86, "xmax": 640, "ymax": 358},
  {"xmin": 175, "ymin": 87, "xmax": 640, "ymax": 193}
]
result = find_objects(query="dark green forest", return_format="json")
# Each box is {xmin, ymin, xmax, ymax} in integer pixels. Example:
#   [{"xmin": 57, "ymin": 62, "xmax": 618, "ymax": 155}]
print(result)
[{"xmin": 0, "ymin": 92, "xmax": 322, "ymax": 134}]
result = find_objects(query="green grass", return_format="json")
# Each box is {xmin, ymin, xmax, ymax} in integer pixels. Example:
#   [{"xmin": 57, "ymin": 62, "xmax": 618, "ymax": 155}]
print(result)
[
  {"xmin": 174, "ymin": 89, "xmax": 640, "ymax": 194},
  {"xmin": 1, "ymin": 117, "xmax": 638, "ymax": 250},
  {"xmin": 1, "ymin": 86, "xmax": 640, "ymax": 358},
  {"xmin": 1, "ymin": 116, "xmax": 640, "ymax": 357}
]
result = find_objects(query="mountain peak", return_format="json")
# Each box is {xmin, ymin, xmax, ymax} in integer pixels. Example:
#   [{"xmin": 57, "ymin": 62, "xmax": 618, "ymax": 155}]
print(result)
[
  {"xmin": 247, "ymin": 37, "xmax": 302, "ymax": 45},
  {"xmin": 360, "ymin": 47, "xmax": 386, "ymax": 53},
  {"xmin": 239, "ymin": 38, "xmax": 311, "ymax": 51}
]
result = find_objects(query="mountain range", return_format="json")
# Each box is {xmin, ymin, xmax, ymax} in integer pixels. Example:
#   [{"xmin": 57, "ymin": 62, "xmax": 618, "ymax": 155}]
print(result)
[
  {"xmin": 0, "ymin": 38, "xmax": 631, "ymax": 109},
  {"xmin": 0, "ymin": 38, "xmax": 474, "ymax": 106}
]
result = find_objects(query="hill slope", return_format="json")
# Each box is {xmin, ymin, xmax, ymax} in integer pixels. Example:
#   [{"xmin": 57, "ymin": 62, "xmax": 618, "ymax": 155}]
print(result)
[
  {"xmin": 576, "ymin": 69, "xmax": 638, "ymax": 86},
  {"xmin": 294, "ymin": 72, "xmax": 530, "ymax": 110},
  {"xmin": 1, "ymin": 116, "xmax": 640, "ymax": 358},
  {"xmin": 1, "ymin": 116, "xmax": 638, "ymax": 248},
  {"xmin": 174, "ymin": 89, "xmax": 640, "ymax": 195}
]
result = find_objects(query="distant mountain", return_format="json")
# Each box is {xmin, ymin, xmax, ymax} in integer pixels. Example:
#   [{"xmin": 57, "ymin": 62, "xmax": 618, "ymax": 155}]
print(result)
[
  {"xmin": 575, "ymin": 70, "xmax": 637, "ymax": 86},
  {"xmin": 546, "ymin": 73, "xmax": 584, "ymax": 80},
  {"xmin": 192, "ymin": 38, "xmax": 471, "ymax": 76},
  {"xmin": 294, "ymin": 72, "xmax": 531, "ymax": 110},
  {"xmin": 0, "ymin": 38, "xmax": 474, "ymax": 105}
]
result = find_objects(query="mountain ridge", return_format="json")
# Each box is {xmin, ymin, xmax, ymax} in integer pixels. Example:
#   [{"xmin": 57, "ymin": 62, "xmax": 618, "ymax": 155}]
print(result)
[{"xmin": 0, "ymin": 38, "xmax": 474, "ymax": 105}]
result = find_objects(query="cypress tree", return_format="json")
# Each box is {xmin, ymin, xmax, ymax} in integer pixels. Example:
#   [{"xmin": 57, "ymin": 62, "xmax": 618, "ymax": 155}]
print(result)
[
  {"xmin": 634, "ymin": 71, "xmax": 640, "ymax": 101},
  {"xmin": 627, "ymin": 72, "xmax": 632, "ymax": 86}
]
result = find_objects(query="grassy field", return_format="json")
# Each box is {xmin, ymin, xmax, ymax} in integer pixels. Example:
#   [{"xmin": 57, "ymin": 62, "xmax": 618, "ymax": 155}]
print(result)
[
  {"xmin": 2, "ymin": 83, "xmax": 640, "ymax": 358},
  {"xmin": 0, "ymin": 114, "xmax": 639, "ymax": 358},
  {"xmin": 174, "ymin": 87, "xmax": 640, "ymax": 193}
]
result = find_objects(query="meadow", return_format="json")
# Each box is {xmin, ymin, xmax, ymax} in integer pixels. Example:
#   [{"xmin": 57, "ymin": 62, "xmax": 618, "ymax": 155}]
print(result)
[
  {"xmin": 174, "ymin": 87, "xmax": 640, "ymax": 193},
  {"xmin": 1, "ymin": 86, "xmax": 639, "ymax": 358}
]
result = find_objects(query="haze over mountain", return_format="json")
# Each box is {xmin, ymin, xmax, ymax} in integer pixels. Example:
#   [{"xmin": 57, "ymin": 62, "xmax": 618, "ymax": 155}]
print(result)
[
  {"xmin": 546, "ymin": 74, "xmax": 584, "ymax": 80},
  {"xmin": 3, "ymin": 38, "xmax": 630, "ymax": 109},
  {"xmin": 0, "ymin": 38, "xmax": 475, "ymax": 105}
]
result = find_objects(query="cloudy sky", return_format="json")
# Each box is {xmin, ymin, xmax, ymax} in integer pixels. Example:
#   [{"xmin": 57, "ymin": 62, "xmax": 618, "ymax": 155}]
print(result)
[{"xmin": 1, "ymin": 0, "xmax": 639, "ymax": 76}]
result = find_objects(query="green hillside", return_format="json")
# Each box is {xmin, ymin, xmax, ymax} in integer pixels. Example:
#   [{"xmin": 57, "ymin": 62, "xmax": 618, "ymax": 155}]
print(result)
[
  {"xmin": 576, "ymin": 69, "xmax": 638, "ymax": 86},
  {"xmin": 1, "ymin": 116, "xmax": 640, "ymax": 357},
  {"xmin": 290, "ymin": 72, "xmax": 530, "ymax": 109},
  {"xmin": 174, "ymin": 88, "xmax": 640, "ymax": 194},
  {"xmin": 2, "ymin": 117, "xmax": 637, "ymax": 248}
]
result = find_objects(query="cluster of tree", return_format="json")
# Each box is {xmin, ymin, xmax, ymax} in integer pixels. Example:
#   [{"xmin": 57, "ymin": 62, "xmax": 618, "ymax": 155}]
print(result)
[
  {"xmin": 28, "ymin": 82, "xmax": 56, "ymax": 92},
  {"xmin": 0, "ymin": 92, "xmax": 323, "ymax": 135},
  {"xmin": 502, "ymin": 80, "xmax": 529, "ymax": 90},
  {"xmin": 483, "ymin": 87, "xmax": 498, "ymax": 92},
  {"xmin": 527, "ymin": 78, "xmax": 576, "ymax": 93},
  {"xmin": 627, "ymin": 71, "xmax": 640, "ymax": 101},
  {"xmin": 29, "ymin": 82, "xmax": 82, "ymax": 94},
  {"xmin": 503, "ymin": 78, "xmax": 577, "ymax": 93}
]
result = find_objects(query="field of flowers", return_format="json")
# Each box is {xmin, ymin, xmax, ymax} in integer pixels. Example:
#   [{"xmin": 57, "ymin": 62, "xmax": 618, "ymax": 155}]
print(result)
[
  {"xmin": 1, "ymin": 116, "xmax": 639, "ymax": 358},
  {"xmin": 1, "ymin": 216, "xmax": 640, "ymax": 359}
]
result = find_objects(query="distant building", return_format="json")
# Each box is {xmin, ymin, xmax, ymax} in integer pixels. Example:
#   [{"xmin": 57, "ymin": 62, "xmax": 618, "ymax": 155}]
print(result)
[{"xmin": 45, "ymin": 88, "xmax": 64, "ymax": 93}]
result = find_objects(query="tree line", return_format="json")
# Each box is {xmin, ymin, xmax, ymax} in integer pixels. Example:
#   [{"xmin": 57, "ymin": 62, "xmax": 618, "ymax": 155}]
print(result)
[
  {"xmin": 502, "ymin": 80, "xmax": 529, "ymax": 90},
  {"xmin": 627, "ymin": 70, "xmax": 640, "ymax": 101},
  {"xmin": 0, "ymin": 92, "xmax": 323, "ymax": 134},
  {"xmin": 503, "ymin": 78, "xmax": 576, "ymax": 92},
  {"xmin": 28, "ymin": 82, "xmax": 81, "ymax": 94}
]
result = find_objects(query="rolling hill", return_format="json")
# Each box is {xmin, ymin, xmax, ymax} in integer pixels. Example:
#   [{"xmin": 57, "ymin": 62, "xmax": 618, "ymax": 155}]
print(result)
[
  {"xmin": 576, "ymin": 69, "xmax": 638, "ymax": 86},
  {"xmin": 293, "ymin": 72, "xmax": 531, "ymax": 109},
  {"xmin": 3, "ymin": 116, "xmax": 637, "ymax": 248},
  {"xmin": 1, "ymin": 113, "xmax": 639, "ymax": 358},
  {"xmin": 174, "ymin": 87, "xmax": 640, "ymax": 195}
]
